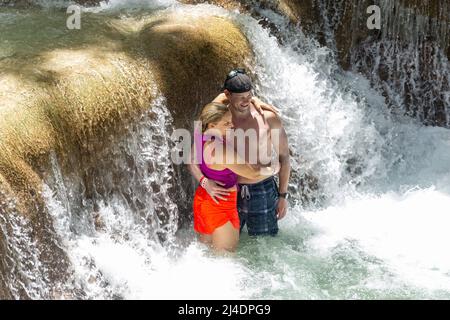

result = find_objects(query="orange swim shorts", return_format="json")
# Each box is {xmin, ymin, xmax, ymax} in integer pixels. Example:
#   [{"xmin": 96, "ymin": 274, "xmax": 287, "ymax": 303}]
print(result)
[{"xmin": 193, "ymin": 186, "xmax": 240, "ymax": 235}]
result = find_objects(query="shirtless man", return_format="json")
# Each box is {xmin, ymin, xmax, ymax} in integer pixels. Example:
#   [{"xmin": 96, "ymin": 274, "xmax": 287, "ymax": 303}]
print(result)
[{"xmin": 189, "ymin": 69, "xmax": 291, "ymax": 236}]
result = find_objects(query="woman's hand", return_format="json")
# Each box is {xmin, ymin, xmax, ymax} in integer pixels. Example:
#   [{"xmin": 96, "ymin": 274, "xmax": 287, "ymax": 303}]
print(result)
[
  {"xmin": 203, "ymin": 179, "xmax": 231, "ymax": 204},
  {"xmin": 251, "ymin": 97, "xmax": 280, "ymax": 116}
]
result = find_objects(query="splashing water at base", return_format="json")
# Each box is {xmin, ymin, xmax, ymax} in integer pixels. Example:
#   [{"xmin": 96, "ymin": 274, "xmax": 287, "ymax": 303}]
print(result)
[{"xmin": 303, "ymin": 189, "xmax": 450, "ymax": 292}]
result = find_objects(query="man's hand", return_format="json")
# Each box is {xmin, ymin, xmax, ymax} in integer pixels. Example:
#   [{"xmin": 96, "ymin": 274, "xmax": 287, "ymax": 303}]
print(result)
[
  {"xmin": 276, "ymin": 197, "xmax": 288, "ymax": 220},
  {"xmin": 204, "ymin": 179, "xmax": 231, "ymax": 204}
]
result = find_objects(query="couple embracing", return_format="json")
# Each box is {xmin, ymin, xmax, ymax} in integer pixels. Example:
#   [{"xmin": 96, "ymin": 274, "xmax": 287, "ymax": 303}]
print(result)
[{"xmin": 188, "ymin": 69, "xmax": 291, "ymax": 253}]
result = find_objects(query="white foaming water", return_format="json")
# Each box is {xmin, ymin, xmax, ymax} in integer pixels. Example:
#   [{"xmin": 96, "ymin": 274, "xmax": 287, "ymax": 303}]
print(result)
[
  {"xmin": 11, "ymin": 1, "xmax": 450, "ymax": 299},
  {"xmin": 73, "ymin": 239, "xmax": 249, "ymax": 299},
  {"xmin": 44, "ymin": 185, "xmax": 251, "ymax": 299},
  {"xmin": 45, "ymin": 184, "xmax": 250, "ymax": 299},
  {"xmin": 299, "ymin": 188, "xmax": 450, "ymax": 291}
]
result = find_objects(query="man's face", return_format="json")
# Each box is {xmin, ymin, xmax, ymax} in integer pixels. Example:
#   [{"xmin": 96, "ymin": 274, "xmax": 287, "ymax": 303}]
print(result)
[{"xmin": 228, "ymin": 91, "xmax": 253, "ymax": 113}]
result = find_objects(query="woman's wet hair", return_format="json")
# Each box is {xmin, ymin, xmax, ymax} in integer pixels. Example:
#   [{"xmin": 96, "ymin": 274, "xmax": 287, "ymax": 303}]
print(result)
[{"xmin": 198, "ymin": 103, "xmax": 229, "ymax": 133}]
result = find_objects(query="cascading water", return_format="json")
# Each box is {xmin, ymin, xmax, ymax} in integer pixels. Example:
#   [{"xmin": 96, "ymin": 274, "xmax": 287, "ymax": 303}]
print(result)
[
  {"xmin": 0, "ymin": 203, "xmax": 51, "ymax": 299},
  {"xmin": 316, "ymin": 0, "xmax": 450, "ymax": 127},
  {"xmin": 42, "ymin": 94, "xmax": 184, "ymax": 299},
  {"xmin": 1, "ymin": 0, "xmax": 450, "ymax": 299}
]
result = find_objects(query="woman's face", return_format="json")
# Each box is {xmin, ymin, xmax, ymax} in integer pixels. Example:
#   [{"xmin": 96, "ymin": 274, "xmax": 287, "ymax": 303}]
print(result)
[{"xmin": 209, "ymin": 111, "xmax": 233, "ymax": 136}]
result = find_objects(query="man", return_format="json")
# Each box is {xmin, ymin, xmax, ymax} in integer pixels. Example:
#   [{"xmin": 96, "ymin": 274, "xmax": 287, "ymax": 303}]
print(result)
[{"xmin": 188, "ymin": 69, "xmax": 290, "ymax": 236}]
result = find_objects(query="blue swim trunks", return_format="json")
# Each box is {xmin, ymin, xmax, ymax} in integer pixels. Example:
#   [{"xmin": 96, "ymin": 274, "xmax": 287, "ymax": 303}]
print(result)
[{"xmin": 237, "ymin": 176, "xmax": 279, "ymax": 236}]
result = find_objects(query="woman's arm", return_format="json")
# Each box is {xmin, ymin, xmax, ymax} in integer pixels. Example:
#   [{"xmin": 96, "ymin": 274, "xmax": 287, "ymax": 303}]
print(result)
[
  {"xmin": 212, "ymin": 93, "xmax": 228, "ymax": 104},
  {"xmin": 211, "ymin": 93, "xmax": 279, "ymax": 115},
  {"xmin": 252, "ymin": 97, "xmax": 280, "ymax": 115},
  {"xmin": 207, "ymin": 143, "xmax": 277, "ymax": 180},
  {"xmin": 224, "ymin": 162, "xmax": 272, "ymax": 180}
]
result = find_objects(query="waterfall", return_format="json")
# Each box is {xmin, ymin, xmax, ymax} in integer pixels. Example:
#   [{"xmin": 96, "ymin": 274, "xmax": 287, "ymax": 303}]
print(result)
[
  {"xmin": 40, "ymin": 95, "xmax": 185, "ymax": 298},
  {"xmin": 0, "ymin": 204, "xmax": 51, "ymax": 299},
  {"xmin": 316, "ymin": 0, "xmax": 450, "ymax": 127},
  {"xmin": 1, "ymin": 0, "xmax": 450, "ymax": 299}
]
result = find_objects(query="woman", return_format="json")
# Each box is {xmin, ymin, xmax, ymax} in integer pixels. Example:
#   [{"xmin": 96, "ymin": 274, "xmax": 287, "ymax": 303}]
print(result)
[{"xmin": 193, "ymin": 102, "xmax": 277, "ymax": 253}]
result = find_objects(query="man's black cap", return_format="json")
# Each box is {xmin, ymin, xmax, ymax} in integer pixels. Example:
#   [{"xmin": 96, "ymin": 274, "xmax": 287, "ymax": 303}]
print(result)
[{"xmin": 223, "ymin": 69, "xmax": 253, "ymax": 93}]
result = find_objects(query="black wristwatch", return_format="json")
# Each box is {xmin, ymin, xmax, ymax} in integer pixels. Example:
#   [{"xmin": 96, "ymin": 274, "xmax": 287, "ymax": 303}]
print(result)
[{"xmin": 279, "ymin": 192, "xmax": 289, "ymax": 199}]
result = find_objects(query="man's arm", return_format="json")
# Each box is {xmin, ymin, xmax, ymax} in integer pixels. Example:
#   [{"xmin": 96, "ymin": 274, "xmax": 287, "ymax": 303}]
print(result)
[{"xmin": 266, "ymin": 112, "xmax": 290, "ymax": 219}]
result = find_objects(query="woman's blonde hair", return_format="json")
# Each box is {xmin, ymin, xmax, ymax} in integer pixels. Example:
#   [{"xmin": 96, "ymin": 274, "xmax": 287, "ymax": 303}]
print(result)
[{"xmin": 198, "ymin": 103, "xmax": 229, "ymax": 133}]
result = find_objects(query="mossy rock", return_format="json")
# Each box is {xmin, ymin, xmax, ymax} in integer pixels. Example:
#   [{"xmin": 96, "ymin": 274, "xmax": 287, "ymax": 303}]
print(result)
[{"xmin": 138, "ymin": 14, "xmax": 251, "ymax": 126}]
